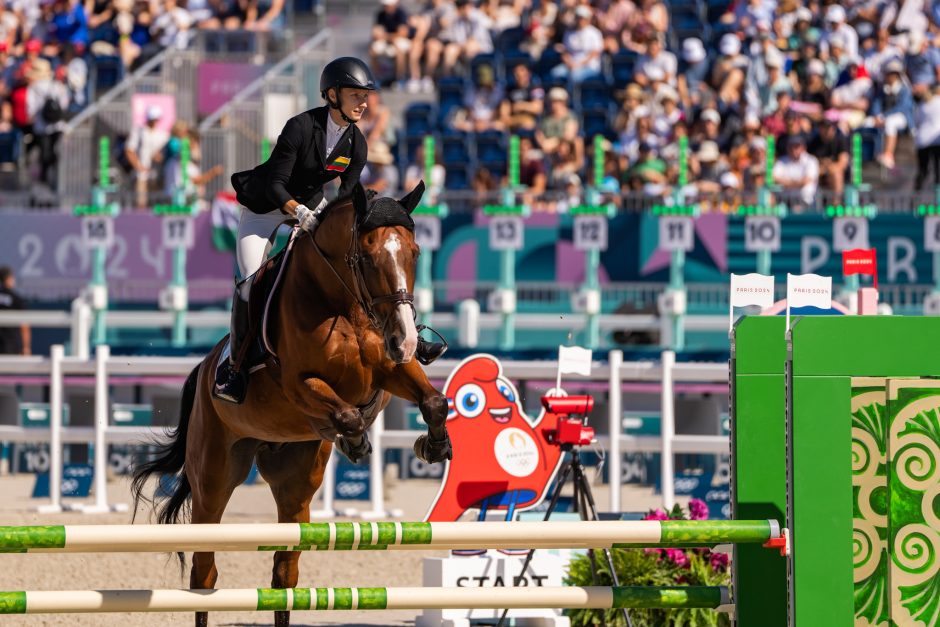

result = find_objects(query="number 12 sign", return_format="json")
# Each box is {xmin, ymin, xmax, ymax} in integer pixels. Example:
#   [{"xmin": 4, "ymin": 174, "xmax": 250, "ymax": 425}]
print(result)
[{"xmin": 574, "ymin": 215, "xmax": 608, "ymax": 251}]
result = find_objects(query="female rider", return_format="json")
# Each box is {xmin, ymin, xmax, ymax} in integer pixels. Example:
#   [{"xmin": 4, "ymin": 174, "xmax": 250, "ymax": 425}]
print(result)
[{"xmin": 215, "ymin": 57, "xmax": 438, "ymax": 404}]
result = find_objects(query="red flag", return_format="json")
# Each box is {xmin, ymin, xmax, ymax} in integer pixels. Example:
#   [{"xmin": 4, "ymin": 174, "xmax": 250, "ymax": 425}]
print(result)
[{"xmin": 842, "ymin": 248, "xmax": 878, "ymax": 288}]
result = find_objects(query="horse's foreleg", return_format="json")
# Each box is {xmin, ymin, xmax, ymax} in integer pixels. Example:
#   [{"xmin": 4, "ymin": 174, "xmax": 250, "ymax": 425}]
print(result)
[
  {"xmin": 257, "ymin": 440, "xmax": 333, "ymax": 627},
  {"xmin": 382, "ymin": 361, "xmax": 452, "ymax": 464},
  {"xmin": 287, "ymin": 377, "xmax": 370, "ymax": 463}
]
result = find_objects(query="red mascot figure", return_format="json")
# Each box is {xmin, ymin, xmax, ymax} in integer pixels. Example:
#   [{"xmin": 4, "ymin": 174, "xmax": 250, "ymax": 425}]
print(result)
[{"xmin": 424, "ymin": 354, "xmax": 564, "ymax": 521}]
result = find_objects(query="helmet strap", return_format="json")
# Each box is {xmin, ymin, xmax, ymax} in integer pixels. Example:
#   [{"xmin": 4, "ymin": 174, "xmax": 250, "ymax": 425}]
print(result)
[{"xmin": 326, "ymin": 88, "xmax": 355, "ymax": 125}]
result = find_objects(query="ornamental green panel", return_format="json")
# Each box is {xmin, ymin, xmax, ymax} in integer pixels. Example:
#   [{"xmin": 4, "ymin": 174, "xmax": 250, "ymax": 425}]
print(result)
[
  {"xmin": 732, "ymin": 316, "xmax": 788, "ymax": 627},
  {"xmin": 851, "ymin": 378, "xmax": 890, "ymax": 627},
  {"xmin": 887, "ymin": 379, "xmax": 940, "ymax": 627}
]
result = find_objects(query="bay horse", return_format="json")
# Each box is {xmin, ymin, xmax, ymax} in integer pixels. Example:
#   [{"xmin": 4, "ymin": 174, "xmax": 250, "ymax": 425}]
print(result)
[{"xmin": 132, "ymin": 182, "xmax": 452, "ymax": 627}]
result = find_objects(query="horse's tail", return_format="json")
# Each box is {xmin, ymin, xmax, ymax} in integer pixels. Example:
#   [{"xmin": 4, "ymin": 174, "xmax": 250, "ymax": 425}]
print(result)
[{"xmin": 131, "ymin": 363, "xmax": 199, "ymax": 527}]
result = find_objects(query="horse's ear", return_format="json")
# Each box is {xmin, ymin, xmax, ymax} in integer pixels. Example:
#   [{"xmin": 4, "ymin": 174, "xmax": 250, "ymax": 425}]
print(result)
[
  {"xmin": 352, "ymin": 182, "xmax": 368, "ymax": 216},
  {"xmin": 399, "ymin": 181, "xmax": 426, "ymax": 214}
]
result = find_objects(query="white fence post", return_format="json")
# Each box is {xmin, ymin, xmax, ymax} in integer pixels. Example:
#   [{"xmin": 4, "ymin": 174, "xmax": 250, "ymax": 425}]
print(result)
[
  {"xmin": 37, "ymin": 345, "xmax": 65, "ymax": 513},
  {"xmin": 661, "ymin": 350, "xmax": 676, "ymax": 509},
  {"xmin": 608, "ymin": 350, "xmax": 623, "ymax": 513},
  {"xmin": 359, "ymin": 411, "xmax": 403, "ymax": 520},
  {"xmin": 70, "ymin": 298, "xmax": 91, "ymax": 360},
  {"xmin": 82, "ymin": 345, "xmax": 128, "ymax": 514}
]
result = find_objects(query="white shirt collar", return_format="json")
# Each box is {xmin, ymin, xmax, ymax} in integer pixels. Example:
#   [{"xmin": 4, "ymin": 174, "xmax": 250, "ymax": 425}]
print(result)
[{"xmin": 326, "ymin": 111, "xmax": 349, "ymax": 136}]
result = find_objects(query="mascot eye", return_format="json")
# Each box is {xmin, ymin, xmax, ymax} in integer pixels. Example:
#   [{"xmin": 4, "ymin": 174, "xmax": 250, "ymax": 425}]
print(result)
[
  {"xmin": 455, "ymin": 383, "xmax": 487, "ymax": 418},
  {"xmin": 496, "ymin": 379, "xmax": 516, "ymax": 403}
]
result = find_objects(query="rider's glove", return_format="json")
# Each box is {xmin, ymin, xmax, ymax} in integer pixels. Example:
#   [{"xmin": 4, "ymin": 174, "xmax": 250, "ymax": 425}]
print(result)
[{"xmin": 294, "ymin": 204, "xmax": 320, "ymax": 232}]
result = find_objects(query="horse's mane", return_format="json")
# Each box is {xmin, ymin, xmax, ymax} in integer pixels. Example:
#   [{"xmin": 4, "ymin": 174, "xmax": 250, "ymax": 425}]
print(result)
[{"xmin": 317, "ymin": 189, "xmax": 414, "ymax": 233}]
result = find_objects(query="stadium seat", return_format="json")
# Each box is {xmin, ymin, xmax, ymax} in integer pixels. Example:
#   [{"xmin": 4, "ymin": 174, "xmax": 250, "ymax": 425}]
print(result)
[
  {"xmin": 706, "ymin": 0, "xmax": 731, "ymax": 22},
  {"xmin": 405, "ymin": 103, "xmax": 437, "ymax": 138},
  {"xmin": 536, "ymin": 49, "xmax": 563, "ymax": 82},
  {"xmin": 444, "ymin": 165, "xmax": 471, "ymax": 190},
  {"xmin": 0, "ymin": 131, "xmax": 22, "ymax": 166},
  {"xmin": 856, "ymin": 127, "xmax": 881, "ymax": 163},
  {"xmin": 610, "ymin": 51, "xmax": 638, "ymax": 85},
  {"xmin": 89, "ymin": 23, "xmax": 119, "ymax": 46},
  {"xmin": 474, "ymin": 130, "xmax": 507, "ymax": 164},
  {"xmin": 91, "ymin": 55, "xmax": 124, "ymax": 94},
  {"xmin": 582, "ymin": 106, "xmax": 613, "ymax": 138},
  {"xmin": 496, "ymin": 27, "xmax": 527, "ymax": 53},
  {"xmin": 577, "ymin": 78, "xmax": 612, "ymax": 110},
  {"xmin": 438, "ymin": 77, "xmax": 466, "ymax": 124},
  {"xmin": 442, "ymin": 130, "xmax": 473, "ymax": 165}
]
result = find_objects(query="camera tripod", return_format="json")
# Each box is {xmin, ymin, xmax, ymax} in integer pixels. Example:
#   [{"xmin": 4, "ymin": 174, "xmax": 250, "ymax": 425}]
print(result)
[{"xmin": 495, "ymin": 443, "xmax": 633, "ymax": 627}]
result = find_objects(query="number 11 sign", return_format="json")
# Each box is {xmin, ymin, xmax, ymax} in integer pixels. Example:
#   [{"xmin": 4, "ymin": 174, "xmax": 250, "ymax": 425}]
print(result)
[{"xmin": 658, "ymin": 216, "xmax": 694, "ymax": 252}]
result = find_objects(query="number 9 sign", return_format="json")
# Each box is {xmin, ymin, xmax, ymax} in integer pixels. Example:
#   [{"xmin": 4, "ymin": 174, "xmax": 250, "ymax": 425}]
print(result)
[{"xmin": 832, "ymin": 217, "xmax": 869, "ymax": 251}]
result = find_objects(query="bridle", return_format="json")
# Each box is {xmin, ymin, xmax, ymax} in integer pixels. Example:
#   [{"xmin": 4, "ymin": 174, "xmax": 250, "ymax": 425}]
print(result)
[{"xmin": 308, "ymin": 203, "xmax": 416, "ymax": 331}]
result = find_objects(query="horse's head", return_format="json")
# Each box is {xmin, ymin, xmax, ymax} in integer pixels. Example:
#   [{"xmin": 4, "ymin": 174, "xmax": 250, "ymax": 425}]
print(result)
[{"xmin": 350, "ymin": 181, "xmax": 425, "ymax": 364}]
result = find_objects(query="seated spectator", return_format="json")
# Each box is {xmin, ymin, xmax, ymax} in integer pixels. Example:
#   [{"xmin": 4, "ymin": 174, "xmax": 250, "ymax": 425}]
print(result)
[
  {"xmin": 691, "ymin": 107, "xmax": 722, "ymax": 149},
  {"xmin": 551, "ymin": 5, "xmax": 604, "ymax": 82},
  {"xmin": 785, "ymin": 7, "xmax": 817, "ymax": 52},
  {"xmin": 636, "ymin": 33, "xmax": 677, "ymax": 87},
  {"xmin": 905, "ymin": 31, "xmax": 940, "ymax": 99},
  {"xmin": 244, "ymin": 0, "xmax": 286, "ymax": 31},
  {"xmin": 677, "ymin": 37, "xmax": 709, "ymax": 110},
  {"xmin": 830, "ymin": 60, "xmax": 872, "ymax": 128},
  {"xmin": 795, "ymin": 59, "xmax": 830, "ymax": 121},
  {"xmin": 690, "ymin": 140, "xmax": 727, "ymax": 195},
  {"xmin": 547, "ymin": 139, "xmax": 582, "ymax": 189},
  {"xmin": 623, "ymin": 141, "xmax": 667, "ymax": 187},
  {"xmin": 773, "ymin": 133, "xmax": 818, "ymax": 206},
  {"xmin": 618, "ymin": 106, "xmax": 660, "ymax": 161},
  {"xmin": 371, "ymin": 0, "xmax": 412, "ymax": 85},
  {"xmin": 614, "ymin": 82, "xmax": 648, "ymax": 135},
  {"xmin": 358, "ymin": 90, "xmax": 392, "ymax": 147},
  {"xmin": 821, "ymin": 5, "xmax": 858, "ymax": 60},
  {"xmin": 60, "ymin": 43, "xmax": 88, "ymax": 111},
  {"xmin": 472, "ymin": 165, "xmax": 499, "ymax": 201},
  {"xmin": 404, "ymin": 141, "xmax": 445, "ymax": 202},
  {"xmin": 50, "ymin": 0, "xmax": 90, "ymax": 50},
  {"xmin": 762, "ymin": 88, "xmax": 792, "ymax": 137},
  {"xmin": 516, "ymin": 134, "xmax": 548, "ymax": 208},
  {"xmin": 524, "ymin": 0, "xmax": 557, "ymax": 59},
  {"xmin": 452, "ymin": 63, "xmax": 504, "ymax": 132},
  {"xmin": 636, "ymin": 0, "xmax": 668, "ymax": 39},
  {"xmin": 864, "ymin": 29, "xmax": 902, "ymax": 83},
  {"xmin": 481, "ymin": 0, "xmax": 523, "ymax": 35},
  {"xmin": 869, "ymin": 58, "xmax": 913, "ymax": 169},
  {"xmin": 499, "ymin": 64, "xmax": 544, "ymax": 132},
  {"xmin": 361, "ymin": 142, "xmax": 400, "ymax": 194},
  {"xmin": 151, "ymin": 0, "xmax": 195, "ymax": 49},
  {"xmin": 441, "ymin": 0, "xmax": 492, "ymax": 75},
  {"xmin": 743, "ymin": 135, "xmax": 767, "ymax": 189},
  {"xmin": 710, "ymin": 34, "xmax": 749, "ymax": 105},
  {"xmin": 536, "ymin": 87, "xmax": 580, "ymax": 154},
  {"xmin": 734, "ymin": 0, "xmax": 774, "ymax": 39},
  {"xmin": 194, "ymin": 0, "xmax": 245, "ymax": 29},
  {"xmin": 809, "ymin": 115, "xmax": 849, "ymax": 195},
  {"xmin": 599, "ymin": 0, "xmax": 637, "ymax": 53},
  {"xmin": 914, "ymin": 84, "xmax": 940, "ymax": 190},
  {"xmin": 125, "ymin": 104, "xmax": 169, "ymax": 207},
  {"xmin": 407, "ymin": 0, "xmax": 455, "ymax": 93},
  {"xmin": 652, "ymin": 84, "xmax": 682, "ymax": 139},
  {"xmin": 25, "ymin": 59, "xmax": 69, "ymax": 187},
  {"xmin": 755, "ymin": 52, "xmax": 791, "ymax": 116}
]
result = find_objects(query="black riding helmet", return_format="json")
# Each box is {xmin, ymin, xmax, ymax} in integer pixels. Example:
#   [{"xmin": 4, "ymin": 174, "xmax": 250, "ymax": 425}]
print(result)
[{"xmin": 320, "ymin": 57, "xmax": 377, "ymax": 123}]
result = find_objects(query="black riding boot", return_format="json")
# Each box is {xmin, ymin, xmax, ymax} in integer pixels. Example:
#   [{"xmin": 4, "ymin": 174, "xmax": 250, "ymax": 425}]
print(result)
[{"xmin": 213, "ymin": 296, "xmax": 250, "ymax": 404}]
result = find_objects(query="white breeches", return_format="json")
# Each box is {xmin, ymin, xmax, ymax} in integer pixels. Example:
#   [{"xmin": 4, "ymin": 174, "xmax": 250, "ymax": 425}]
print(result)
[{"xmin": 235, "ymin": 209, "xmax": 289, "ymax": 299}]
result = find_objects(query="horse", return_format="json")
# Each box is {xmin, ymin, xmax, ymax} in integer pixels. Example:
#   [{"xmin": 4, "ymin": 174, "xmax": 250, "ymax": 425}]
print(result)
[{"xmin": 132, "ymin": 182, "xmax": 452, "ymax": 627}]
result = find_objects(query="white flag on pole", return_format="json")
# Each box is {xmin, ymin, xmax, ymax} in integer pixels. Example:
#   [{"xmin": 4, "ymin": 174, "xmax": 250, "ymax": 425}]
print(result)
[
  {"xmin": 786, "ymin": 273, "xmax": 832, "ymax": 335},
  {"xmin": 729, "ymin": 273, "xmax": 775, "ymax": 332},
  {"xmin": 558, "ymin": 345, "xmax": 593, "ymax": 376}
]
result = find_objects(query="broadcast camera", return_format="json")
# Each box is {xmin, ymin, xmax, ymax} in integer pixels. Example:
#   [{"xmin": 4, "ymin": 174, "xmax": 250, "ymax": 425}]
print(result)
[{"xmin": 540, "ymin": 394, "xmax": 596, "ymax": 447}]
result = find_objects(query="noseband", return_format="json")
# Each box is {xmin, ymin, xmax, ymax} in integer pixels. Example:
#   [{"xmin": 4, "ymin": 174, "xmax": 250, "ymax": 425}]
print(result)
[{"xmin": 308, "ymin": 207, "xmax": 416, "ymax": 330}]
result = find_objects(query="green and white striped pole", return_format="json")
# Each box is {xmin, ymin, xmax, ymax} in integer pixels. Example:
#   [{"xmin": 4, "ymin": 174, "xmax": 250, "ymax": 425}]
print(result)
[
  {"xmin": 0, "ymin": 585, "xmax": 730, "ymax": 615},
  {"xmin": 0, "ymin": 520, "xmax": 783, "ymax": 553}
]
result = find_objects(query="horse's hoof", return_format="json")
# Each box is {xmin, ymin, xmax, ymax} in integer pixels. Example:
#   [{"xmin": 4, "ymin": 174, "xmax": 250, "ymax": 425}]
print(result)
[
  {"xmin": 414, "ymin": 430, "xmax": 453, "ymax": 464},
  {"xmin": 337, "ymin": 432, "xmax": 372, "ymax": 464}
]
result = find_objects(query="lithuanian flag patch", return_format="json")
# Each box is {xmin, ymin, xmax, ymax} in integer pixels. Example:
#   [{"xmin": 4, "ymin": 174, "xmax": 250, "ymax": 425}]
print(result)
[{"xmin": 326, "ymin": 156, "xmax": 351, "ymax": 172}]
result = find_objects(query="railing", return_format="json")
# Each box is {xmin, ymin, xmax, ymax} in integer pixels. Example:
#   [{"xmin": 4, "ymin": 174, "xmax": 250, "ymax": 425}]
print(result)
[
  {"xmin": 198, "ymin": 30, "xmax": 334, "ymax": 201},
  {"xmin": 0, "ymin": 347, "xmax": 727, "ymax": 516}
]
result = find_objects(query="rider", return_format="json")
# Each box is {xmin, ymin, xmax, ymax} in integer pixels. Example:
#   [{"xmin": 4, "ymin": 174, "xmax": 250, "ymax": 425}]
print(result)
[{"xmin": 215, "ymin": 57, "xmax": 441, "ymax": 404}]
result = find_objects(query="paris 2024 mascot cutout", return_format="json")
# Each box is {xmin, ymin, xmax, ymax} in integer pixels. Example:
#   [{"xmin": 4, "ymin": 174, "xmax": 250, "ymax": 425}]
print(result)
[{"xmin": 424, "ymin": 354, "xmax": 564, "ymax": 522}]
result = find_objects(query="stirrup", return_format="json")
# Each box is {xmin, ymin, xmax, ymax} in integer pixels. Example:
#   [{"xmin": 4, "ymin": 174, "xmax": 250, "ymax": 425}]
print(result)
[
  {"xmin": 416, "ymin": 325, "xmax": 448, "ymax": 365},
  {"xmin": 213, "ymin": 359, "xmax": 248, "ymax": 404}
]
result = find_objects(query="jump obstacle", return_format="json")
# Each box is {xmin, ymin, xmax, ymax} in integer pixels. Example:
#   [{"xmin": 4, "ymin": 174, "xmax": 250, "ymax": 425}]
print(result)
[
  {"xmin": 0, "ymin": 586, "xmax": 730, "ymax": 615},
  {"xmin": 0, "ymin": 519, "xmax": 784, "ymax": 616},
  {"xmin": 0, "ymin": 520, "xmax": 782, "ymax": 553}
]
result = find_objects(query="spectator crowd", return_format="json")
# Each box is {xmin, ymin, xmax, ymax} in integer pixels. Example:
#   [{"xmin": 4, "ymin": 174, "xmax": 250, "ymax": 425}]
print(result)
[
  {"xmin": 374, "ymin": 0, "xmax": 940, "ymax": 209},
  {"xmin": 0, "ymin": 0, "xmax": 285, "ymax": 193}
]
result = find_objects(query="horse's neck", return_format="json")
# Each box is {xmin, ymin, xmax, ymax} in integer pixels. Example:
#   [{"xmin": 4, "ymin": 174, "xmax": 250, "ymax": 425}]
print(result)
[{"xmin": 288, "ymin": 214, "xmax": 362, "ymax": 318}]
